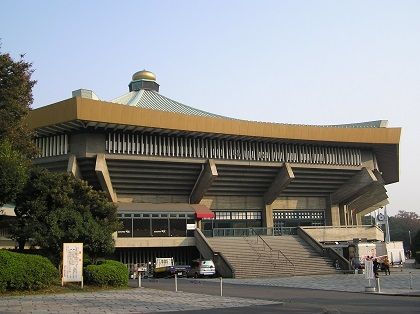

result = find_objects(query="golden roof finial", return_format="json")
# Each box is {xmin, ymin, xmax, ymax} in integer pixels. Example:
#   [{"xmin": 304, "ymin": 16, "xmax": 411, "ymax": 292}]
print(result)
[{"xmin": 132, "ymin": 70, "xmax": 156, "ymax": 81}]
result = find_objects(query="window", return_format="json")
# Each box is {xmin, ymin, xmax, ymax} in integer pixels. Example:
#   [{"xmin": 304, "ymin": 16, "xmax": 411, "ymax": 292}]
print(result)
[
  {"xmin": 169, "ymin": 219, "xmax": 186, "ymax": 237},
  {"xmin": 215, "ymin": 212, "xmax": 231, "ymax": 220},
  {"xmin": 247, "ymin": 212, "xmax": 261, "ymax": 220},
  {"xmin": 133, "ymin": 219, "xmax": 150, "ymax": 237},
  {"xmin": 231, "ymin": 212, "xmax": 247, "ymax": 220},
  {"xmin": 152, "ymin": 219, "xmax": 169, "ymax": 237},
  {"xmin": 117, "ymin": 218, "xmax": 132, "ymax": 237}
]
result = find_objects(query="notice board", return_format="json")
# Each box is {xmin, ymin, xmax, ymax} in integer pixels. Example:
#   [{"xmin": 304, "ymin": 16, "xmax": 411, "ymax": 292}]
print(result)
[{"xmin": 62, "ymin": 243, "xmax": 83, "ymax": 285}]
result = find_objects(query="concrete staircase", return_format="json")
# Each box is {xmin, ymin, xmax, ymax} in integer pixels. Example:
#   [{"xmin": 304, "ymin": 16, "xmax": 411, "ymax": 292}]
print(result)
[{"xmin": 207, "ymin": 235, "xmax": 339, "ymax": 278}]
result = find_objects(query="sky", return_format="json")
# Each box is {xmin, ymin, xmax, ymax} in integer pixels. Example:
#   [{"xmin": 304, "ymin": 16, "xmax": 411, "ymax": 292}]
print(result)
[{"xmin": 1, "ymin": 0, "xmax": 419, "ymax": 216}]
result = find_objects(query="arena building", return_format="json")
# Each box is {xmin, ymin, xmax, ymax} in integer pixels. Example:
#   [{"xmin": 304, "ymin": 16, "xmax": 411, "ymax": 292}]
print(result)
[{"xmin": 15, "ymin": 70, "xmax": 401, "ymax": 277}]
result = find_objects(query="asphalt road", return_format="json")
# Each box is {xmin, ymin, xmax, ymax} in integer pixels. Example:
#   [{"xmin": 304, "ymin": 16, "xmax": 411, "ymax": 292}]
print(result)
[{"xmin": 137, "ymin": 278, "xmax": 420, "ymax": 314}]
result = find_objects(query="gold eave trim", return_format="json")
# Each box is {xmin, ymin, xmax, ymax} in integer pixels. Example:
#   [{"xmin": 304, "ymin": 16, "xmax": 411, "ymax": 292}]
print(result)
[{"xmin": 28, "ymin": 97, "xmax": 401, "ymax": 145}]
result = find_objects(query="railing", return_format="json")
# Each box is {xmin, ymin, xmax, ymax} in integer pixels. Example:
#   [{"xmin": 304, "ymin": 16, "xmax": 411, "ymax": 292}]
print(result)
[
  {"xmin": 297, "ymin": 227, "xmax": 351, "ymax": 271},
  {"xmin": 273, "ymin": 227, "xmax": 297, "ymax": 235},
  {"xmin": 203, "ymin": 227, "xmax": 298, "ymax": 237},
  {"xmin": 250, "ymin": 228, "xmax": 295, "ymax": 275},
  {"xmin": 194, "ymin": 229, "xmax": 235, "ymax": 278}
]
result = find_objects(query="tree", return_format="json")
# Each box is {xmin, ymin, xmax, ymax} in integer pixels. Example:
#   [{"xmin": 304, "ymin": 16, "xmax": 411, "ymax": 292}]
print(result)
[
  {"xmin": 388, "ymin": 210, "xmax": 420, "ymax": 251},
  {"xmin": 0, "ymin": 49, "xmax": 37, "ymax": 157},
  {"xmin": 11, "ymin": 167, "xmax": 121, "ymax": 264},
  {"xmin": 0, "ymin": 48, "xmax": 37, "ymax": 205},
  {"xmin": 413, "ymin": 229, "xmax": 420, "ymax": 263},
  {"xmin": 0, "ymin": 140, "xmax": 29, "ymax": 206}
]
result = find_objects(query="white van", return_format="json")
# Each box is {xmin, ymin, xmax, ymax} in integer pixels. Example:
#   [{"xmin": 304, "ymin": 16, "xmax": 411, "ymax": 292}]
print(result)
[{"xmin": 188, "ymin": 259, "xmax": 216, "ymax": 278}]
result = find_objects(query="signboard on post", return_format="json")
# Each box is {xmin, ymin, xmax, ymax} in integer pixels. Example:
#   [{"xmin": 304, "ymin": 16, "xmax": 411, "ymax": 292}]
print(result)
[
  {"xmin": 62, "ymin": 243, "xmax": 83, "ymax": 288},
  {"xmin": 365, "ymin": 260, "xmax": 374, "ymax": 279}
]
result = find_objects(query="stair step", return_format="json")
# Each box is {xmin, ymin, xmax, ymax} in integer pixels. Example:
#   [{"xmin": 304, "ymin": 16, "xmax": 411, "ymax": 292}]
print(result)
[{"xmin": 207, "ymin": 235, "xmax": 338, "ymax": 278}]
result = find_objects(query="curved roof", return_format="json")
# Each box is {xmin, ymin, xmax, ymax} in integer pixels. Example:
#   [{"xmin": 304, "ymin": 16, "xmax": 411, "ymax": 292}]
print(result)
[
  {"xmin": 111, "ymin": 90, "xmax": 227, "ymax": 119},
  {"xmin": 111, "ymin": 89, "xmax": 389, "ymax": 129}
]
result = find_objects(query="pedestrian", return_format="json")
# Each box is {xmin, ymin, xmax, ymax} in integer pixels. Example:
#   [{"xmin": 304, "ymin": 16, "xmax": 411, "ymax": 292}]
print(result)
[
  {"xmin": 383, "ymin": 256, "xmax": 391, "ymax": 275},
  {"xmin": 373, "ymin": 258, "xmax": 379, "ymax": 278}
]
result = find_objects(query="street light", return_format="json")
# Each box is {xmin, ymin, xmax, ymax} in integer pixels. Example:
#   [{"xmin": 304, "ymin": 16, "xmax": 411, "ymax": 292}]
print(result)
[{"xmin": 409, "ymin": 230, "xmax": 412, "ymax": 247}]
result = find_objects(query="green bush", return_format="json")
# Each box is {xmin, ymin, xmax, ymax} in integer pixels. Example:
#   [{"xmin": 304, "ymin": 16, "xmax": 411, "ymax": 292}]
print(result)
[
  {"xmin": 0, "ymin": 250, "xmax": 59, "ymax": 292},
  {"xmin": 415, "ymin": 251, "xmax": 420, "ymax": 264},
  {"xmin": 84, "ymin": 260, "xmax": 128, "ymax": 287}
]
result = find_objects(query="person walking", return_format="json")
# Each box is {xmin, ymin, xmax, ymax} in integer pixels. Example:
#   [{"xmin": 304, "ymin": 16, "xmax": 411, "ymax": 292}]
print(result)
[
  {"xmin": 383, "ymin": 256, "xmax": 391, "ymax": 275},
  {"xmin": 373, "ymin": 258, "xmax": 379, "ymax": 278}
]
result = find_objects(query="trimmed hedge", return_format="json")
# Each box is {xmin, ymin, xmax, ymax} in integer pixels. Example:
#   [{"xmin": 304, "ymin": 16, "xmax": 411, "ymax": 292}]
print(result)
[
  {"xmin": 84, "ymin": 260, "xmax": 128, "ymax": 287},
  {"xmin": 0, "ymin": 250, "xmax": 59, "ymax": 292}
]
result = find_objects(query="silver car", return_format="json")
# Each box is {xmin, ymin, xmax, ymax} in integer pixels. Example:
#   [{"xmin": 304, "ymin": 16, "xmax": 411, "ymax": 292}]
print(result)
[{"xmin": 188, "ymin": 259, "xmax": 216, "ymax": 278}]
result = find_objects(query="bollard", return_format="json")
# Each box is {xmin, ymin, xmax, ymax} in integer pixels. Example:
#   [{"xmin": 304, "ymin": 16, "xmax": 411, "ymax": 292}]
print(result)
[
  {"xmin": 220, "ymin": 277, "xmax": 223, "ymax": 297},
  {"xmin": 375, "ymin": 277, "xmax": 381, "ymax": 293},
  {"xmin": 138, "ymin": 272, "xmax": 142, "ymax": 288},
  {"xmin": 409, "ymin": 272, "xmax": 413, "ymax": 290},
  {"xmin": 175, "ymin": 273, "xmax": 178, "ymax": 292}
]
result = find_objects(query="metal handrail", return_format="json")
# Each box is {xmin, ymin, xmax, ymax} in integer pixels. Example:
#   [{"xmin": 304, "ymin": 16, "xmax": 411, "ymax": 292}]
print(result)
[
  {"xmin": 301, "ymin": 225, "xmax": 378, "ymax": 229},
  {"xmin": 250, "ymin": 228, "xmax": 295, "ymax": 275}
]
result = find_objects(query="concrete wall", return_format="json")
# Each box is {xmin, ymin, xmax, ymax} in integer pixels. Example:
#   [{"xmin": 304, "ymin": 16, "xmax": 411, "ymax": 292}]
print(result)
[
  {"xmin": 200, "ymin": 196, "xmax": 264, "ymax": 210},
  {"xmin": 70, "ymin": 133, "xmax": 105, "ymax": 156},
  {"xmin": 301, "ymin": 226, "xmax": 384, "ymax": 242},
  {"xmin": 131, "ymin": 195, "xmax": 189, "ymax": 203},
  {"xmin": 271, "ymin": 197, "xmax": 327, "ymax": 210},
  {"xmin": 115, "ymin": 236, "xmax": 195, "ymax": 248}
]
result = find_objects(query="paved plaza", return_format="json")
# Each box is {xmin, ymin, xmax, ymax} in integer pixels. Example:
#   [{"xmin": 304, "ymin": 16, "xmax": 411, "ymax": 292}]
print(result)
[
  {"xmin": 210, "ymin": 267, "xmax": 420, "ymax": 295},
  {"xmin": 0, "ymin": 267, "xmax": 419, "ymax": 313},
  {"xmin": 0, "ymin": 288, "xmax": 280, "ymax": 314}
]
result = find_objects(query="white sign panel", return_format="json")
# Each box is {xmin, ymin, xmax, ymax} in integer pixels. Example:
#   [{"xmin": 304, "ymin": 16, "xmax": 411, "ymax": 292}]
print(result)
[
  {"xmin": 365, "ymin": 260, "xmax": 374, "ymax": 280},
  {"xmin": 62, "ymin": 243, "xmax": 83, "ymax": 283},
  {"xmin": 186, "ymin": 223, "xmax": 196, "ymax": 230}
]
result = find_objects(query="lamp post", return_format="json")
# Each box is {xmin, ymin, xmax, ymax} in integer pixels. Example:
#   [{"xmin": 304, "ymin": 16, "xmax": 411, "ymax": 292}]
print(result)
[
  {"xmin": 384, "ymin": 206, "xmax": 391, "ymax": 243},
  {"xmin": 409, "ymin": 230, "xmax": 412, "ymax": 248}
]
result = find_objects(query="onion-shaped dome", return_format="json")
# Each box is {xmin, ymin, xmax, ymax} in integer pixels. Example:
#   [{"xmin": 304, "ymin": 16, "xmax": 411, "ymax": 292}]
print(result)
[{"xmin": 132, "ymin": 70, "xmax": 156, "ymax": 81}]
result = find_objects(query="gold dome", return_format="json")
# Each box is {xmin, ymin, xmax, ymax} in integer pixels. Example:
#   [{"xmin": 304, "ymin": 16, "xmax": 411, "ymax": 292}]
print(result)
[{"xmin": 132, "ymin": 70, "xmax": 156, "ymax": 81}]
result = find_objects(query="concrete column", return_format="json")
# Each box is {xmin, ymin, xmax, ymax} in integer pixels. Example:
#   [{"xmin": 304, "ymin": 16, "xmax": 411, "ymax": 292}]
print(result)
[
  {"xmin": 67, "ymin": 154, "xmax": 81, "ymax": 179},
  {"xmin": 95, "ymin": 153, "xmax": 117, "ymax": 202},
  {"xmin": 190, "ymin": 159, "xmax": 218, "ymax": 204},
  {"xmin": 339, "ymin": 204, "xmax": 346, "ymax": 226},
  {"xmin": 356, "ymin": 213, "xmax": 362, "ymax": 225},
  {"xmin": 330, "ymin": 204, "xmax": 341, "ymax": 226},
  {"xmin": 263, "ymin": 204, "xmax": 273, "ymax": 228},
  {"xmin": 264, "ymin": 163, "xmax": 294, "ymax": 205}
]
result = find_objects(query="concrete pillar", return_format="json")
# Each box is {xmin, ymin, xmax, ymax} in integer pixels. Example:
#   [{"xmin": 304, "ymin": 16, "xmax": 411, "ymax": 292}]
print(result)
[
  {"xmin": 190, "ymin": 159, "xmax": 218, "ymax": 204},
  {"xmin": 356, "ymin": 213, "xmax": 362, "ymax": 225},
  {"xmin": 339, "ymin": 204, "xmax": 346, "ymax": 226},
  {"xmin": 67, "ymin": 154, "xmax": 81, "ymax": 179},
  {"xmin": 264, "ymin": 163, "xmax": 294, "ymax": 205},
  {"xmin": 330, "ymin": 204, "xmax": 340, "ymax": 226},
  {"xmin": 95, "ymin": 153, "xmax": 117, "ymax": 202},
  {"xmin": 263, "ymin": 204, "xmax": 273, "ymax": 228}
]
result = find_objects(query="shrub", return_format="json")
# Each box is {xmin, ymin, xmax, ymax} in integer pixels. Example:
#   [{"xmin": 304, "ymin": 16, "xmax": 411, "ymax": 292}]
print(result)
[
  {"xmin": 84, "ymin": 260, "xmax": 128, "ymax": 287},
  {"xmin": 0, "ymin": 250, "xmax": 59, "ymax": 292},
  {"xmin": 415, "ymin": 251, "xmax": 420, "ymax": 264}
]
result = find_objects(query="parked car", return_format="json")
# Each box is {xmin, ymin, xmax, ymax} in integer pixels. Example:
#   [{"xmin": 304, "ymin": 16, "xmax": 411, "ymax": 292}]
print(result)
[{"xmin": 188, "ymin": 259, "xmax": 216, "ymax": 278}]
